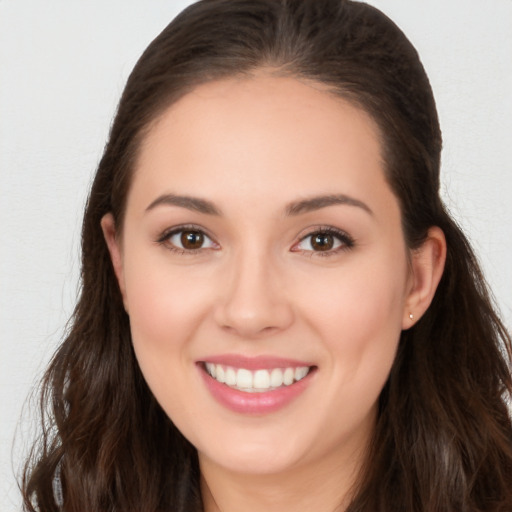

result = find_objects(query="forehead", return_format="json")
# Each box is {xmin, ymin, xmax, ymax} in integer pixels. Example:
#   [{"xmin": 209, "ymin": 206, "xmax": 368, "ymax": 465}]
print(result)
[{"xmin": 129, "ymin": 74, "xmax": 393, "ymax": 218}]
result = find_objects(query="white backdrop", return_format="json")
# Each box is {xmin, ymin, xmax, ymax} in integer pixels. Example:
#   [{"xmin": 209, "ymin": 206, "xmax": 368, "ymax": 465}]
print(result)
[{"xmin": 1, "ymin": 1, "xmax": 511, "ymax": 510}]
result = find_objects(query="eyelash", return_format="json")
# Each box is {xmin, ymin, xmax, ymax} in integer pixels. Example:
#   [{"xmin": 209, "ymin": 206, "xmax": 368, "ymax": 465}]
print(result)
[
  {"xmin": 156, "ymin": 225, "xmax": 355, "ymax": 257},
  {"xmin": 293, "ymin": 226, "xmax": 355, "ymax": 258},
  {"xmin": 156, "ymin": 224, "xmax": 218, "ymax": 255}
]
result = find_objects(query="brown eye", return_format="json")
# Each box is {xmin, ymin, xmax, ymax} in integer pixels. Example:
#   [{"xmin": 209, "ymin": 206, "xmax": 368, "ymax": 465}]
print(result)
[
  {"xmin": 310, "ymin": 233, "xmax": 334, "ymax": 251},
  {"xmin": 180, "ymin": 230, "xmax": 204, "ymax": 249},
  {"xmin": 163, "ymin": 228, "xmax": 217, "ymax": 252},
  {"xmin": 293, "ymin": 228, "xmax": 353, "ymax": 255}
]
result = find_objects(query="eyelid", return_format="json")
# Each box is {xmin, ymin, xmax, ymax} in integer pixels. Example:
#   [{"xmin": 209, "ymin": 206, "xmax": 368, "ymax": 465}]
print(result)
[
  {"xmin": 291, "ymin": 225, "xmax": 355, "ymax": 255},
  {"xmin": 156, "ymin": 224, "xmax": 219, "ymax": 252},
  {"xmin": 156, "ymin": 223, "xmax": 353, "ymax": 256}
]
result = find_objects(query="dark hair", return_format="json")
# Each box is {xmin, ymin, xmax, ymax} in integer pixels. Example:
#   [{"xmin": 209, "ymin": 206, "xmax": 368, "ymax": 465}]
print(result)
[{"xmin": 22, "ymin": 1, "xmax": 512, "ymax": 510}]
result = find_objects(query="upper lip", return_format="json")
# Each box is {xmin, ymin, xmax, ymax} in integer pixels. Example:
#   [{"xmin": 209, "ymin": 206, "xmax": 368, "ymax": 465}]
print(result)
[{"xmin": 198, "ymin": 354, "xmax": 314, "ymax": 370}]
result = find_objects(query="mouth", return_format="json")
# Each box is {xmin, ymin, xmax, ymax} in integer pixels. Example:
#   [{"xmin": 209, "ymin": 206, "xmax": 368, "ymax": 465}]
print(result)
[
  {"xmin": 203, "ymin": 362, "xmax": 313, "ymax": 393},
  {"xmin": 197, "ymin": 355, "xmax": 317, "ymax": 414}
]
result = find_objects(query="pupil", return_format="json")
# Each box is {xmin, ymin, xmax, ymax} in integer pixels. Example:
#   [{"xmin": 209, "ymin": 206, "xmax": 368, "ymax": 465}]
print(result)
[
  {"xmin": 312, "ymin": 233, "xmax": 333, "ymax": 251},
  {"xmin": 181, "ymin": 231, "xmax": 204, "ymax": 249}
]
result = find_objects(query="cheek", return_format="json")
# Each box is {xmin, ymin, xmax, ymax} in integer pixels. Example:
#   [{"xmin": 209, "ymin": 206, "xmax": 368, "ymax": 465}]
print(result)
[
  {"xmin": 123, "ymin": 248, "xmax": 212, "ymax": 342},
  {"xmin": 121, "ymin": 250, "xmax": 216, "ymax": 392},
  {"xmin": 305, "ymin": 253, "xmax": 406, "ymax": 323},
  {"xmin": 299, "ymin": 251, "xmax": 408, "ymax": 377},
  {"xmin": 123, "ymin": 261, "xmax": 217, "ymax": 422},
  {"xmin": 304, "ymin": 256, "xmax": 407, "ymax": 433}
]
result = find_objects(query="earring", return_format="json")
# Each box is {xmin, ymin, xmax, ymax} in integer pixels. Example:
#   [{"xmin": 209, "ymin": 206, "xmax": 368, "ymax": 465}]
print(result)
[{"xmin": 409, "ymin": 313, "xmax": 414, "ymax": 320}]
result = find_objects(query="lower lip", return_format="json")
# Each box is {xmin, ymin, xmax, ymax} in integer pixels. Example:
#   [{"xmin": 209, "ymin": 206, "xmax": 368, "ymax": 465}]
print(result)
[{"xmin": 199, "ymin": 365, "xmax": 314, "ymax": 415}]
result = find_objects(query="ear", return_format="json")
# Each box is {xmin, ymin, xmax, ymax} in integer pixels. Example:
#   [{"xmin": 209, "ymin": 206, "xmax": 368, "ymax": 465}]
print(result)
[
  {"xmin": 101, "ymin": 213, "xmax": 128, "ymax": 311},
  {"xmin": 402, "ymin": 226, "xmax": 446, "ymax": 329}
]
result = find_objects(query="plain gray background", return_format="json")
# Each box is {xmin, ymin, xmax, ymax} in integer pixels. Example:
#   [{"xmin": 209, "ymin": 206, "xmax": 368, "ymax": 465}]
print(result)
[{"xmin": 1, "ymin": 1, "xmax": 511, "ymax": 510}]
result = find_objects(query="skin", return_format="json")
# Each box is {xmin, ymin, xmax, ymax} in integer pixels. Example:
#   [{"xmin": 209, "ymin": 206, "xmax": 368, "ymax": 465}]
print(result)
[{"xmin": 102, "ymin": 74, "xmax": 446, "ymax": 512}]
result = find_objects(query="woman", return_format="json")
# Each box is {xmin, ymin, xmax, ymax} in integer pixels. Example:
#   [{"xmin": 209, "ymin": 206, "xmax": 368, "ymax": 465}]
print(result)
[{"xmin": 22, "ymin": 0, "xmax": 512, "ymax": 510}]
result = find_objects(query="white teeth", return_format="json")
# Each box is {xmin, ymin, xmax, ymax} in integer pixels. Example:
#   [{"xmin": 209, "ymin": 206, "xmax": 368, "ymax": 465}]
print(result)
[
  {"xmin": 295, "ymin": 366, "xmax": 309, "ymax": 381},
  {"xmin": 225, "ymin": 367, "xmax": 237, "ymax": 386},
  {"xmin": 216, "ymin": 365, "xmax": 226, "ymax": 383},
  {"xmin": 205, "ymin": 363, "xmax": 311, "ymax": 392},
  {"xmin": 237, "ymin": 368, "xmax": 253, "ymax": 388},
  {"xmin": 205, "ymin": 362, "xmax": 216, "ymax": 378},
  {"xmin": 283, "ymin": 367, "xmax": 294, "ymax": 385},
  {"xmin": 270, "ymin": 368, "xmax": 283, "ymax": 387},
  {"xmin": 253, "ymin": 369, "xmax": 270, "ymax": 389}
]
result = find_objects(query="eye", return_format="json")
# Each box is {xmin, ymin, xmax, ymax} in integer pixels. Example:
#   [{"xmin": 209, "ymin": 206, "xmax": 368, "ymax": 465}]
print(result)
[
  {"xmin": 157, "ymin": 226, "xmax": 218, "ymax": 253},
  {"xmin": 292, "ymin": 228, "xmax": 354, "ymax": 255}
]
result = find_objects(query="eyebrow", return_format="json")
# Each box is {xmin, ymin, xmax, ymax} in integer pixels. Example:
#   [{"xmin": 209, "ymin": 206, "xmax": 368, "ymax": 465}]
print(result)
[
  {"xmin": 145, "ymin": 194, "xmax": 222, "ymax": 215},
  {"xmin": 145, "ymin": 192, "xmax": 372, "ymax": 217},
  {"xmin": 285, "ymin": 194, "xmax": 373, "ymax": 216}
]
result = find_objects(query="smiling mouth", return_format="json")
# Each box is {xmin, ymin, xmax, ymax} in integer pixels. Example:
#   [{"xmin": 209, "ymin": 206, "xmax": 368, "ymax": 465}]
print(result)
[{"xmin": 203, "ymin": 363, "xmax": 314, "ymax": 393}]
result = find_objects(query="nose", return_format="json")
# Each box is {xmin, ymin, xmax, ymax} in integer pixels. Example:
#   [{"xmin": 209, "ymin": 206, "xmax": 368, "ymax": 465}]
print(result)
[{"xmin": 213, "ymin": 249, "xmax": 294, "ymax": 338}]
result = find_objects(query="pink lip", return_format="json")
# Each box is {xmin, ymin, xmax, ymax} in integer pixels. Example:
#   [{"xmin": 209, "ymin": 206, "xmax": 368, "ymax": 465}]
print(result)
[
  {"xmin": 197, "ymin": 359, "xmax": 316, "ymax": 415},
  {"xmin": 199, "ymin": 354, "xmax": 314, "ymax": 370}
]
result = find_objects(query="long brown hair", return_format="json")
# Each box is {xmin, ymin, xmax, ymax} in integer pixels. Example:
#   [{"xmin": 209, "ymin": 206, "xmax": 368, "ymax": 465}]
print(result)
[{"xmin": 22, "ymin": 1, "xmax": 512, "ymax": 510}]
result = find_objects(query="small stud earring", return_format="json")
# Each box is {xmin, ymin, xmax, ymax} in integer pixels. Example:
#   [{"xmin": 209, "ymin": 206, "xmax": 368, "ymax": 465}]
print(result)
[{"xmin": 409, "ymin": 313, "xmax": 414, "ymax": 320}]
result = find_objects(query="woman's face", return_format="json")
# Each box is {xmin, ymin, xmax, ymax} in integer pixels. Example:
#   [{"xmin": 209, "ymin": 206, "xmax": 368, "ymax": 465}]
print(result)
[{"xmin": 104, "ymin": 75, "xmax": 418, "ymax": 477}]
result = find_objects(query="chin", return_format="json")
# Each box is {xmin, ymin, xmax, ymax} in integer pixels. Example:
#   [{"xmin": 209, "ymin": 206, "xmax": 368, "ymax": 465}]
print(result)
[{"xmin": 199, "ymin": 439, "xmax": 304, "ymax": 476}]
